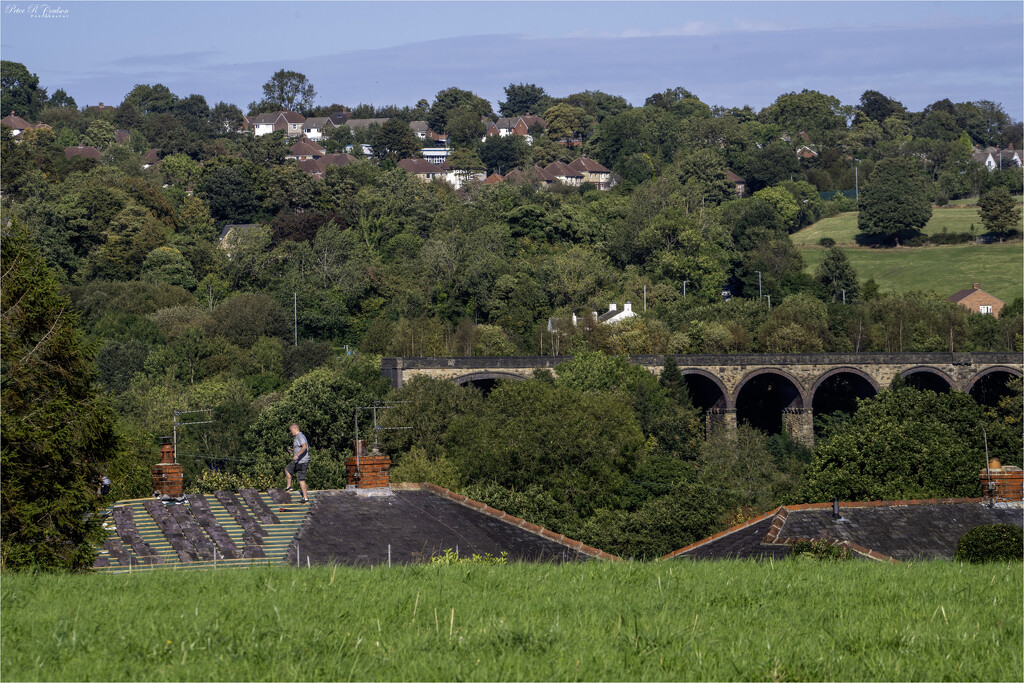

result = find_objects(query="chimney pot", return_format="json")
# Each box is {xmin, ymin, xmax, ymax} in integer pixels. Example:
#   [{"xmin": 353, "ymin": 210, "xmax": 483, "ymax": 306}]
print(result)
[
  {"xmin": 973, "ymin": 283, "xmax": 980, "ymax": 290},
  {"xmin": 624, "ymin": 302, "xmax": 632, "ymax": 312}
]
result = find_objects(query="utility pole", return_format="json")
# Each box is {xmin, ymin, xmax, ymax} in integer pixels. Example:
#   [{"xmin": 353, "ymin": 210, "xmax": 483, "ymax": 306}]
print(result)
[
  {"xmin": 755, "ymin": 271, "xmax": 762, "ymax": 300},
  {"xmin": 172, "ymin": 409, "xmax": 214, "ymax": 464},
  {"xmin": 643, "ymin": 285, "xmax": 647, "ymax": 312},
  {"xmin": 766, "ymin": 294, "xmax": 771, "ymax": 311},
  {"xmin": 683, "ymin": 280, "xmax": 689, "ymax": 300},
  {"xmin": 854, "ymin": 159, "xmax": 860, "ymax": 203},
  {"xmin": 293, "ymin": 293, "xmax": 298, "ymax": 346}
]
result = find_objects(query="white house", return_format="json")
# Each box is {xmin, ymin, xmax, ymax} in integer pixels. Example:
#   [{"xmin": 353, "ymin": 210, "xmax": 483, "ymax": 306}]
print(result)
[{"xmin": 597, "ymin": 302, "xmax": 637, "ymax": 325}]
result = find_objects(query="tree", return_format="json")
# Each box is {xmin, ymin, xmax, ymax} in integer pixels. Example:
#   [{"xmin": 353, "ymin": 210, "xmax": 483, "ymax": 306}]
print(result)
[
  {"xmin": 855, "ymin": 90, "xmax": 905, "ymax": 124},
  {"xmin": 1, "ymin": 61, "xmax": 47, "ymax": 120},
  {"xmin": 210, "ymin": 101, "xmax": 244, "ymax": 134},
  {"xmin": 478, "ymin": 133, "xmax": 528, "ymax": 175},
  {"xmin": 369, "ymin": 117, "xmax": 420, "ymax": 162},
  {"xmin": 48, "ymin": 88, "xmax": 76, "ymax": 109},
  {"xmin": 256, "ymin": 69, "xmax": 316, "ymax": 113},
  {"xmin": 815, "ymin": 246, "xmax": 860, "ymax": 302},
  {"xmin": 427, "ymin": 87, "xmax": 492, "ymax": 134},
  {"xmin": 803, "ymin": 387, "xmax": 999, "ymax": 501},
  {"xmin": 123, "ymin": 83, "xmax": 178, "ymax": 115},
  {"xmin": 499, "ymin": 83, "xmax": 549, "ymax": 117},
  {"xmin": 445, "ymin": 106, "xmax": 486, "ymax": 147},
  {"xmin": 1, "ymin": 224, "xmax": 119, "ymax": 570},
  {"xmin": 762, "ymin": 89, "xmax": 851, "ymax": 135},
  {"xmin": 542, "ymin": 103, "xmax": 590, "ymax": 142},
  {"xmin": 448, "ymin": 147, "xmax": 485, "ymax": 184},
  {"xmin": 977, "ymin": 185, "xmax": 1021, "ymax": 237},
  {"xmin": 857, "ymin": 156, "xmax": 932, "ymax": 243}
]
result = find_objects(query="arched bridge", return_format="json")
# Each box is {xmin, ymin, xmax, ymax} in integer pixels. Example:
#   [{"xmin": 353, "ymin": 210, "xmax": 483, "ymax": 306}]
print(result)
[{"xmin": 381, "ymin": 353, "xmax": 1022, "ymax": 446}]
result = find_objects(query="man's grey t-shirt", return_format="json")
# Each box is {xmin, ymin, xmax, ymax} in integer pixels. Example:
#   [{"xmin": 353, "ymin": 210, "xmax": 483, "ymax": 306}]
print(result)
[{"xmin": 293, "ymin": 432, "xmax": 309, "ymax": 464}]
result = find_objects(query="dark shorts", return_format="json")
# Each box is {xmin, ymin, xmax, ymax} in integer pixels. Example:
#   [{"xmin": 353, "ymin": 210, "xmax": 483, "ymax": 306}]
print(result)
[{"xmin": 286, "ymin": 460, "xmax": 309, "ymax": 481}]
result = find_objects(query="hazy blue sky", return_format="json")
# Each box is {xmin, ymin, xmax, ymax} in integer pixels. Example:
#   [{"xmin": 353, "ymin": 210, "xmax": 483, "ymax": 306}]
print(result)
[{"xmin": 3, "ymin": 1, "xmax": 1022, "ymax": 119}]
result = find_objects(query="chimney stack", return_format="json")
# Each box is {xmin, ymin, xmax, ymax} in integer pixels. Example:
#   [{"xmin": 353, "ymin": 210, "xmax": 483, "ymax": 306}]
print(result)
[
  {"xmin": 608, "ymin": 302, "xmax": 617, "ymax": 312},
  {"xmin": 151, "ymin": 443, "xmax": 184, "ymax": 499},
  {"xmin": 980, "ymin": 463, "xmax": 1023, "ymax": 501},
  {"xmin": 347, "ymin": 440, "xmax": 391, "ymax": 493},
  {"xmin": 973, "ymin": 283, "xmax": 980, "ymax": 290}
]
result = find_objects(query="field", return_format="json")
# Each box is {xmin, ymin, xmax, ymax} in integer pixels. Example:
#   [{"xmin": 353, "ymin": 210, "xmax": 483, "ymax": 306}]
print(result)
[
  {"xmin": 2, "ymin": 561, "xmax": 1021, "ymax": 681},
  {"xmin": 794, "ymin": 210, "xmax": 1024, "ymax": 304}
]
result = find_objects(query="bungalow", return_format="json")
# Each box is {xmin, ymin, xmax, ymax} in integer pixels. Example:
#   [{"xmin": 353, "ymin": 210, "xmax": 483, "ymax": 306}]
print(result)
[
  {"xmin": 568, "ymin": 157, "xmax": 613, "ymax": 190},
  {"xmin": 948, "ymin": 283, "xmax": 1005, "ymax": 318},
  {"xmin": 597, "ymin": 302, "xmax": 636, "ymax": 325},
  {"xmin": 251, "ymin": 111, "xmax": 305, "ymax": 137}
]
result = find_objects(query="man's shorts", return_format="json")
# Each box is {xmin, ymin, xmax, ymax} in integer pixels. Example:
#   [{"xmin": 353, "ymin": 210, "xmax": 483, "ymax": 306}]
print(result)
[{"xmin": 286, "ymin": 460, "xmax": 309, "ymax": 481}]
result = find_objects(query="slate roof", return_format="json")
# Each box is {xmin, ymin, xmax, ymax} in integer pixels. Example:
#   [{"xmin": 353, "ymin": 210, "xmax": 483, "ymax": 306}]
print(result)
[
  {"xmin": 949, "ymin": 287, "xmax": 1001, "ymax": 304},
  {"xmin": 409, "ymin": 120, "xmax": 430, "ymax": 132},
  {"xmin": 343, "ymin": 118, "xmax": 389, "ymax": 130},
  {"xmin": 2, "ymin": 113, "xmax": 32, "ymax": 130},
  {"xmin": 302, "ymin": 117, "xmax": 332, "ymax": 129},
  {"xmin": 666, "ymin": 499, "xmax": 1024, "ymax": 562},
  {"xmin": 288, "ymin": 139, "xmax": 325, "ymax": 158},
  {"xmin": 545, "ymin": 160, "xmax": 583, "ymax": 178},
  {"xmin": 398, "ymin": 157, "xmax": 444, "ymax": 175},
  {"xmin": 291, "ymin": 485, "xmax": 606, "ymax": 566}
]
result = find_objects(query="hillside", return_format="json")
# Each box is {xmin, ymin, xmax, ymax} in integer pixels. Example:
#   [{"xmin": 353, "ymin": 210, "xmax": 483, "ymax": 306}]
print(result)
[{"xmin": 795, "ymin": 209, "xmax": 1024, "ymax": 303}]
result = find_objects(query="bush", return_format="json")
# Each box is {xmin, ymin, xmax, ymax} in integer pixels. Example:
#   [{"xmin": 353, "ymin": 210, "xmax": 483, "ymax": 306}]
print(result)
[
  {"xmin": 954, "ymin": 524, "xmax": 1023, "ymax": 563},
  {"xmin": 818, "ymin": 237, "xmax": 836, "ymax": 248},
  {"xmin": 791, "ymin": 539, "xmax": 852, "ymax": 561}
]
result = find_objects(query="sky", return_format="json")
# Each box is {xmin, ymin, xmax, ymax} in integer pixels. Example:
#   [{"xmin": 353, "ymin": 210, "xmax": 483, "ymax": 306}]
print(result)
[{"xmin": 2, "ymin": 1, "xmax": 1022, "ymax": 119}]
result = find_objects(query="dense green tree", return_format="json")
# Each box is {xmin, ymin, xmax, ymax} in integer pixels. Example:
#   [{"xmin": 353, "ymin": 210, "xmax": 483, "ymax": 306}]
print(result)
[
  {"xmin": 210, "ymin": 101, "xmax": 244, "ymax": 134},
  {"xmin": 743, "ymin": 141, "xmax": 801, "ymax": 193},
  {"xmin": 1, "ymin": 225, "xmax": 119, "ymax": 571},
  {"xmin": 762, "ymin": 89, "xmax": 851, "ymax": 135},
  {"xmin": 803, "ymin": 387, "xmax": 1002, "ymax": 501},
  {"xmin": 499, "ymin": 83, "xmax": 550, "ymax": 117},
  {"xmin": 254, "ymin": 69, "xmax": 317, "ymax": 113},
  {"xmin": 815, "ymin": 246, "xmax": 860, "ymax": 303},
  {"xmin": 857, "ymin": 156, "xmax": 932, "ymax": 243},
  {"xmin": 855, "ymin": 90, "xmax": 905, "ymax": 124},
  {"xmin": 48, "ymin": 88, "xmax": 76, "ymax": 109},
  {"xmin": 427, "ymin": 87, "xmax": 493, "ymax": 134},
  {"xmin": 542, "ymin": 103, "xmax": 591, "ymax": 142},
  {"xmin": 369, "ymin": 117, "xmax": 421, "ymax": 162},
  {"xmin": 977, "ymin": 185, "xmax": 1021, "ymax": 236},
  {"xmin": 123, "ymin": 83, "xmax": 178, "ymax": 115},
  {"xmin": 445, "ymin": 106, "xmax": 487, "ymax": 147},
  {"xmin": 199, "ymin": 165, "xmax": 260, "ymax": 222},
  {"xmin": 1, "ymin": 60, "xmax": 46, "ymax": 120},
  {"xmin": 478, "ymin": 133, "xmax": 529, "ymax": 175}
]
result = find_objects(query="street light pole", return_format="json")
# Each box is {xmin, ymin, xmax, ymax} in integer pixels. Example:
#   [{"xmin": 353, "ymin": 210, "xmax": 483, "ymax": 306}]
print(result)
[
  {"xmin": 755, "ymin": 271, "xmax": 762, "ymax": 300},
  {"xmin": 683, "ymin": 280, "xmax": 689, "ymax": 300}
]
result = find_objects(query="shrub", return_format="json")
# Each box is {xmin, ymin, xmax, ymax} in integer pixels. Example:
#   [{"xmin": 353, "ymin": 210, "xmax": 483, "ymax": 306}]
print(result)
[
  {"xmin": 954, "ymin": 524, "xmax": 1023, "ymax": 563},
  {"xmin": 791, "ymin": 538, "xmax": 852, "ymax": 561},
  {"xmin": 818, "ymin": 237, "xmax": 836, "ymax": 248},
  {"xmin": 429, "ymin": 548, "xmax": 508, "ymax": 565}
]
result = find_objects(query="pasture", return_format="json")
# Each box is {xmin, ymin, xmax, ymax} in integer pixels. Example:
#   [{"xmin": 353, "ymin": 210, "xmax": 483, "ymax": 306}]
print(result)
[
  {"xmin": 2, "ymin": 560, "xmax": 1020, "ymax": 681},
  {"xmin": 791, "ymin": 207, "xmax": 1023, "ymax": 247}
]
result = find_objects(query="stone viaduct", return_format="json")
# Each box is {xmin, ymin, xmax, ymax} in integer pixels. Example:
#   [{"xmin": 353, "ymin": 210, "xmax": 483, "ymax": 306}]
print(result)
[{"xmin": 381, "ymin": 353, "xmax": 1022, "ymax": 446}]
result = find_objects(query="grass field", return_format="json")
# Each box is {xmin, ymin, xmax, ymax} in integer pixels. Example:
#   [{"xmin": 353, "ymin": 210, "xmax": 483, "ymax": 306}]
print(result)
[
  {"xmin": 793, "ymin": 209, "xmax": 1024, "ymax": 304},
  {"xmin": 2, "ymin": 561, "xmax": 1021, "ymax": 681},
  {"xmin": 791, "ymin": 208, "xmax": 1024, "ymax": 247}
]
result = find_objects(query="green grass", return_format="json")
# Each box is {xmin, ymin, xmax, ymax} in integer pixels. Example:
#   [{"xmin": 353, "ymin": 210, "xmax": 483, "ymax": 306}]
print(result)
[
  {"xmin": 2, "ymin": 561, "xmax": 1021, "ymax": 681},
  {"xmin": 799, "ymin": 242, "xmax": 1023, "ymax": 304},
  {"xmin": 791, "ymin": 208, "xmax": 1023, "ymax": 247}
]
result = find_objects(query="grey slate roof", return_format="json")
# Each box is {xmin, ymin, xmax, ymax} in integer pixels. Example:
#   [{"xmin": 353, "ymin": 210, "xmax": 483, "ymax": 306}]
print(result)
[
  {"xmin": 290, "ymin": 487, "xmax": 599, "ymax": 566},
  {"xmin": 668, "ymin": 499, "xmax": 1023, "ymax": 562}
]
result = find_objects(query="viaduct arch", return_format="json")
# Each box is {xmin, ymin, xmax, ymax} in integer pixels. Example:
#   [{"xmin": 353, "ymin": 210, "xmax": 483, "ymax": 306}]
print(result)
[{"xmin": 382, "ymin": 353, "xmax": 1022, "ymax": 446}]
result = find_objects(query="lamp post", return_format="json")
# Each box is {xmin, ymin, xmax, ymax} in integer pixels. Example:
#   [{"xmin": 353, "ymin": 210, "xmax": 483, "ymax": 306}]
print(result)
[
  {"xmin": 683, "ymin": 280, "xmax": 689, "ymax": 300},
  {"xmin": 755, "ymin": 271, "xmax": 762, "ymax": 300},
  {"xmin": 854, "ymin": 158, "xmax": 860, "ymax": 203},
  {"xmin": 766, "ymin": 294, "xmax": 771, "ymax": 310}
]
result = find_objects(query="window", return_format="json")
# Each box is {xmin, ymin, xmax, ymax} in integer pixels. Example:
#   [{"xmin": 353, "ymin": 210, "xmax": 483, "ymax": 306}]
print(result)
[{"xmin": 980, "ymin": 305, "xmax": 993, "ymax": 315}]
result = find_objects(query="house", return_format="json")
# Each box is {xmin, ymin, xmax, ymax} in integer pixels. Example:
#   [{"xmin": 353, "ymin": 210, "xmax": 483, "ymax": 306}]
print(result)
[
  {"xmin": 342, "ymin": 118, "xmax": 390, "ymax": 132},
  {"xmin": 286, "ymin": 138, "xmax": 326, "ymax": 161},
  {"xmin": 250, "ymin": 111, "xmax": 305, "ymax": 137},
  {"xmin": 973, "ymin": 147, "xmax": 1022, "ymax": 171},
  {"xmin": 544, "ymin": 160, "xmax": 583, "ymax": 187},
  {"xmin": 444, "ymin": 164, "xmax": 486, "ymax": 190},
  {"xmin": 665, "ymin": 469, "xmax": 1022, "ymax": 562},
  {"xmin": 300, "ymin": 117, "xmax": 335, "ymax": 141},
  {"xmin": 482, "ymin": 172, "xmax": 504, "ymax": 185},
  {"xmin": 86, "ymin": 102, "xmax": 115, "ymax": 112},
  {"xmin": 1, "ymin": 112, "xmax": 33, "ymax": 136},
  {"xmin": 597, "ymin": 302, "xmax": 636, "ymax": 324},
  {"xmin": 65, "ymin": 144, "xmax": 102, "ymax": 160},
  {"xmin": 409, "ymin": 120, "xmax": 430, "ymax": 140},
  {"xmin": 397, "ymin": 157, "xmax": 448, "ymax": 182},
  {"xmin": 92, "ymin": 444, "xmax": 614, "ymax": 570},
  {"xmin": 797, "ymin": 145, "xmax": 818, "ymax": 160},
  {"xmin": 421, "ymin": 147, "xmax": 452, "ymax": 164},
  {"xmin": 142, "ymin": 149, "xmax": 161, "ymax": 169},
  {"xmin": 726, "ymin": 170, "xmax": 746, "ymax": 197},
  {"xmin": 296, "ymin": 152, "xmax": 356, "ymax": 179},
  {"xmin": 483, "ymin": 115, "xmax": 546, "ymax": 144},
  {"xmin": 948, "ymin": 283, "xmax": 1005, "ymax": 317},
  {"xmin": 114, "ymin": 129, "xmax": 131, "ymax": 145},
  {"xmin": 568, "ymin": 156, "xmax": 613, "ymax": 190}
]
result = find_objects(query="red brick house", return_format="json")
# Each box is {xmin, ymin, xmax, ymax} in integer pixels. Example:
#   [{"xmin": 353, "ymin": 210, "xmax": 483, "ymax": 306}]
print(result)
[{"xmin": 948, "ymin": 283, "xmax": 1005, "ymax": 318}]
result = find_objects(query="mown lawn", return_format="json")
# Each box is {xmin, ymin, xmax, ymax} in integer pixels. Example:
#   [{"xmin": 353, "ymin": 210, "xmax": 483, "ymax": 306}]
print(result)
[
  {"xmin": 791, "ymin": 207, "xmax": 1023, "ymax": 247},
  {"xmin": 799, "ymin": 242, "xmax": 1023, "ymax": 304},
  {"xmin": 2, "ymin": 561, "xmax": 1020, "ymax": 681}
]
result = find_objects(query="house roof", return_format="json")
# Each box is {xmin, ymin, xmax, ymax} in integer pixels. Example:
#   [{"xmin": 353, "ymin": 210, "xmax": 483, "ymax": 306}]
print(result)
[
  {"xmin": 289, "ymin": 139, "xmax": 326, "ymax": 157},
  {"xmin": 545, "ymin": 160, "xmax": 583, "ymax": 178},
  {"xmin": 65, "ymin": 144, "xmax": 102, "ymax": 160},
  {"xmin": 482, "ymin": 173, "xmax": 504, "ymax": 185},
  {"xmin": 218, "ymin": 223, "xmax": 258, "ymax": 242},
  {"xmin": 409, "ymin": 120, "xmax": 430, "ymax": 132},
  {"xmin": 320, "ymin": 152, "xmax": 356, "ymax": 168},
  {"xmin": 398, "ymin": 157, "xmax": 443, "ymax": 174},
  {"xmin": 281, "ymin": 111, "xmax": 305, "ymax": 124},
  {"xmin": 948, "ymin": 285, "xmax": 1003, "ymax": 304},
  {"xmin": 251, "ymin": 112, "xmax": 283, "ymax": 125},
  {"xmin": 142, "ymin": 149, "xmax": 161, "ymax": 165},
  {"xmin": 297, "ymin": 158, "xmax": 325, "ymax": 177},
  {"xmin": 343, "ymin": 118, "xmax": 389, "ymax": 130},
  {"xmin": 726, "ymin": 170, "xmax": 745, "ymax": 183},
  {"xmin": 665, "ymin": 499, "xmax": 1023, "ymax": 562},
  {"xmin": 533, "ymin": 164, "xmax": 561, "ymax": 182},
  {"xmin": 1, "ymin": 113, "xmax": 32, "ymax": 130},
  {"xmin": 302, "ymin": 117, "xmax": 332, "ymax": 129},
  {"xmin": 569, "ymin": 156, "xmax": 611, "ymax": 174},
  {"xmin": 113, "ymin": 129, "xmax": 130, "ymax": 145},
  {"xmin": 521, "ymin": 115, "xmax": 546, "ymax": 128}
]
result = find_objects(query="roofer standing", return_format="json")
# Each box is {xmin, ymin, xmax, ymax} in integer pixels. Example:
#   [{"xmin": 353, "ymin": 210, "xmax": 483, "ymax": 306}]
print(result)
[{"xmin": 285, "ymin": 423, "xmax": 310, "ymax": 503}]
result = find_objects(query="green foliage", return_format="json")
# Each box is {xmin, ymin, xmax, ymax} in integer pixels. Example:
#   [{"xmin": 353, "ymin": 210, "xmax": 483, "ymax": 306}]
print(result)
[
  {"xmin": 791, "ymin": 539, "xmax": 853, "ymax": 561},
  {"xmin": 977, "ymin": 185, "xmax": 1021, "ymax": 236},
  {"xmin": 254, "ymin": 69, "xmax": 316, "ymax": 114},
  {"xmin": 954, "ymin": 524, "xmax": 1023, "ymax": 563},
  {"xmin": 803, "ymin": 387, "xmax": 995, "ymax": 501},
  {"xmin": 857, "ymin": 157, "xmax": 933, "ymax": 243},
  {"xmin": 1, "ymin": 225, "xmax": 119, "ymax": 571},
  {"xmin": 428, "ymin": 547, "xmax": 508, "ymax": 565},
  {"xmin": 499, "ymin": 82, "xmax": 549, "ymax": 117}
]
